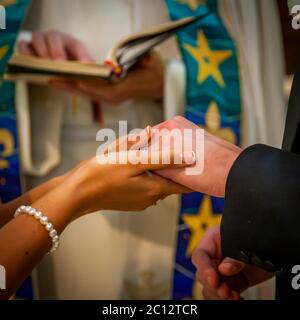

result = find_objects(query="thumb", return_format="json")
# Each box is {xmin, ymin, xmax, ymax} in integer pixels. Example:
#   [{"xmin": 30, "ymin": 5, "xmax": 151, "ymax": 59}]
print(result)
[
  {"xmin": 136, "ymin": 150, "xmax": 196, "ymax": 173},
  {"xmin": 218, "ymin": 257, "xmax": 246, "ymax": 277}
]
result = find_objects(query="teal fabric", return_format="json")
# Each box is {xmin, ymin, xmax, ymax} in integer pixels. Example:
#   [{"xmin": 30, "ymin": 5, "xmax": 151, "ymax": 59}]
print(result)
[
  {"xmin": 0, "ymin": 0, "xmax": 32, "ymax": 299},
  {"xmin": 164, "ymin": 0, "xmax": 241, "ymax": 299}
]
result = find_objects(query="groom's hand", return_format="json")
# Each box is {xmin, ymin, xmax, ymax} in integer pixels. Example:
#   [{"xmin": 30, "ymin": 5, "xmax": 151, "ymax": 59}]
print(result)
[
  {"xmin": 154, "ymin": 116, "xmax": 242, "ymax": 197},
  {"xmin": 192, "ymin": 226, "xmax": 274, "ymax": 300}
]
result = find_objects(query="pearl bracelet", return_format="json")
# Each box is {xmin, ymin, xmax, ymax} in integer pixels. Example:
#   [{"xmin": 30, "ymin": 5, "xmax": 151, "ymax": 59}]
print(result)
[{"xmin": 14, "ymin": 205, "xmax": 60, "ymax": 253}]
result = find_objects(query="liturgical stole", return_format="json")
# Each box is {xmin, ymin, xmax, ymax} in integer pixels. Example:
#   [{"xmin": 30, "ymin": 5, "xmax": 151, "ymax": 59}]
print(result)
[
  {"xmin": 0, "ymin": 0, "xmax": 32, "ymax": 299},
  {"xmin": 164, "ymin": 0, "xmax": 241, "ymax": 299}
]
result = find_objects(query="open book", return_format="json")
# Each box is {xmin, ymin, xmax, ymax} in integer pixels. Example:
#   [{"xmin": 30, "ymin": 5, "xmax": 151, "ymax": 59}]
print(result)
[{"xmin": 4, "ymin": 14, "xmax": 207, "ymax": 84}]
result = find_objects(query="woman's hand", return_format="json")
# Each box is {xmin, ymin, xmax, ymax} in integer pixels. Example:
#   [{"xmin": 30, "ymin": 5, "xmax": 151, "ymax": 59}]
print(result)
[
  {"xmin": 18, "ymin": 29, "xmax": 92, "ymax": 61},
  {"xmin": 0, "ymin": 128, "xmax": 192, "ymax": 299},
  {"xmin": 49, "ymin": 51, "xmax": 164, "ymax": 104},
  {"xmin": 67, "ymin": 151, "xmax": 193, "ymax": 218},
  {"xmin": 48, "ymin": 127, "xmax": 193, "ymax": 221}
]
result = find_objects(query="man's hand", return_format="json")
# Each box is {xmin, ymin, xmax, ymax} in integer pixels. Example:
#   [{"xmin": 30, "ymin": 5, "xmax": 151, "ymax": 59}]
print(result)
[
  {"xmin": 153, "ymin": 116, "xmax": 242, "ymax": 197},
  {"xmin": 18, "ymin": 29, "xmax": 92, "ymax": 61},
  {"xmin": 192, "ymin": 226, "xmax": 274, "ymax": 300},
  {"xmin": 49, "ymin": 51, "xmax": 164, "ymax": 104}
]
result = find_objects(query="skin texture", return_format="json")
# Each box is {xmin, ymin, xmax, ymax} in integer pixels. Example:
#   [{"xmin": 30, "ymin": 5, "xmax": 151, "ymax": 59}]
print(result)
[
  {"xmin": 148, "ymin": 117, "xmax": 273, "ymax": 299},
  {"xmin": 17, "ymin": 29, "xmax": 164, "ymax": 104},
  {"xmin": 0, "ymin": 129, "xmax": 193, "ymax": 299},
  {"xmin": 152, "ymin": 116, "xmax": 242, "ymax": 197},
  {"xmin": 192, "ymin": 226, "xmax": 274, "ymax": 300}
]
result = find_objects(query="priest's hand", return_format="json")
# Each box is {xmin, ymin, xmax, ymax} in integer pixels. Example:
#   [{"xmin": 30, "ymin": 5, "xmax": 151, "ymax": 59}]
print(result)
[
  {"xmin": 152, "ymin": 116, "xmax": 242, "ymax": 197},
  {"xmin": 192, "ymin": 226, "xmax": 274, "ymax": 300},
  {"xmin": 17, "ymin": 29, "xmax": 92, "ymax": 61},
  {"xmin": 49, "ymin": 51, "xmax": 164, "ymax": 104}
]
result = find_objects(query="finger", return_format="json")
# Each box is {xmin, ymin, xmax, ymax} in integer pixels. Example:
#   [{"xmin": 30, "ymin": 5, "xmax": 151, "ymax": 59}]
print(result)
[
  {"xmin": 64, "ymin": 36, "xmax": 92, "ymax": 61},
  {"xmin": 102, "ymin": 127, "xmax": 152, "ymax": 155},
  {"xmin": 118, "ymin": 127, "xmax": 152, "ymax": 152},
  {"xmin": 135, "ymin": 150, "xmax": 196, "ymax": 173},
  {"xmin": 192, "ymin": 249, "xmax": 220, "ymax": 288},
  {"xmin": 17, "ymin": 40, "xmax": 35, "ymax": 56},
  {"xmin": 216, "ymin": 282, "xmax": 230, "ymax": 300},
  {"xmin": 202, "ymin": 287, "xmax": 222, "ymax": 300},
  {"xmin": 230, "ymin": 291, "xmax": 242, "ymax": 300},
  {"xmin": 224, "ymin": 273, "xmax": 250, "ymax": 294},
  {"xmin": 218, "ymin": 258, "xmax": 246, "ymax": 277},
  {"xmin": 150, "ymin": 173, "xmax": 192, "ymax": 195},
  {"xmin": 31, "ymin": 31, "xmax": 50, "ymax": 58},
  {"xmin": 96, "ymin": 150, "xmax": 195, "ymax": 173},
  {"xmin": 45, "ymin": 30, "xmax": 68, "ymax": 60}
]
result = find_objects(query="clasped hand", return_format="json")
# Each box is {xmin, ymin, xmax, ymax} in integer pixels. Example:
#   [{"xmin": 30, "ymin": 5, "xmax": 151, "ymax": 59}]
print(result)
[{"xmin": 59, "ymin": 126, "xmax": 194, "ymax": 221}]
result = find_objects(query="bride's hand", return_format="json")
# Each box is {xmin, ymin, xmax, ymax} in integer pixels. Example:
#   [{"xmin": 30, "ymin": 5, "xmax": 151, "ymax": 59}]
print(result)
[{"xmin": 61, "ymin": 127, "xmax": 194, "ymax": 220}]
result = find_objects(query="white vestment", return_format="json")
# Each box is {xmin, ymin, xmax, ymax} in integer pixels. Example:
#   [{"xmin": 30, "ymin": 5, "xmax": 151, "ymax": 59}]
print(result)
[{"xmin": 16, "ymin": 0, "xmax": 285, "ymax": 299}]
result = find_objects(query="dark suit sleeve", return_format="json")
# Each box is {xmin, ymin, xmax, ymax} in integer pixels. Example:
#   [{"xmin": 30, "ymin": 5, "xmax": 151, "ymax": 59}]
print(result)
[{"xmin": 221, "ymin": 144, "xmax": 300, "ymax": 274}]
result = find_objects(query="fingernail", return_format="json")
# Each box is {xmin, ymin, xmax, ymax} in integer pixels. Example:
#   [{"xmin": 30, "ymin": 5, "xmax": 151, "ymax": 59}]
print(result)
[
  {"xmin": 180, "ymin": 151, "xmax": 195, "ymax": 164},
  {"xmin": 145, "ymin": 126, "xmax": 152, "ymax": 136}
]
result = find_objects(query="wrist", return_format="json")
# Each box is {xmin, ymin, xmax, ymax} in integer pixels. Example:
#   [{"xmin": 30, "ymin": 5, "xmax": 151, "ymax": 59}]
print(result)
[
  {"xmin": 63, "ymin": 162, "xmax": 105, "ymax": 216},
  {"xmin": 32, "ymin": 180, "xmax": 82, "ymax": 234},
  {"xmin": 220, "ymin": 146, "xmax": 242, "ymax": 197}
]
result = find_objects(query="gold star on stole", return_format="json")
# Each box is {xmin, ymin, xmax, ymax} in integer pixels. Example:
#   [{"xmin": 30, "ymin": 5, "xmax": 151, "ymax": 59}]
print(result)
[
  {"xmin": 183, "ymin": 30, "xmax": 232, "ymax": 87},
  {"xmin": 177, "ymin": 0, "xmax": 206, "ymax": 10},
  {"xmin": 0, "ymin": 46, "xmax": 9, "ymax": 61},
  {"xmin": 0, "ymin": 0, "xmax": 17, "ymax": 6},
  {"xmin": 205, "ymin": 101, "xmax": 237, "ymax": 144},
  {"xmin": 0, "ymin": 46, "xmax": 9, "ymax": 88},
  {"xmin": 182, "ymin": 196, "xmax": 221, "ymax": 256},
  {"xmin": 125, "ymin": 271, "xmax": 169, "ymax": 300}
]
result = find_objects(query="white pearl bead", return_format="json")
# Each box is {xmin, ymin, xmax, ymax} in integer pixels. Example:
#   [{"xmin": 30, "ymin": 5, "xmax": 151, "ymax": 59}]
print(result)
[
  {"xmin": 45, "ymin": 223, "xmax": 53, "ymax": 231},
  {"xmin": 53, "ymin": 242, "xmax": 59, "ymax": 248},
  {"xmin": 40, "ymin": 216, "xmax": 48, "ymax": 225},
  {"xmin": 15, "ymin": 205, "xmax": 60, "ymax": 254},
  {"xmin": 52, "ymin": 235, "xmax": 59, "ymax": 243},
  {"xmin": 34, "ymin": 211, "xmax": 42, "ymax": 219},
  {"xmin": 29, "ymin": 208, "xmax": 36, "ymax": 215},
  {"xmin": 50, "ymin": 229, "xmax": 57, "ymax": 238}
]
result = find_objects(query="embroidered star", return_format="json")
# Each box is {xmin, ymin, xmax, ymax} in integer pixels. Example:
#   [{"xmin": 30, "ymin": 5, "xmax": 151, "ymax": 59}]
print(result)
[
  {"xmin": 177, "ymin": 0, "xmax": 206, "ymax": 10},
  {"xmin": 0, "ymin": 45, "xmax": 9, "ymax": 62},
  {"xmin": 0, "ymin": 0, "xmax": 17, "ymax": 6},
  {"xmin": 205, "ymin": 101, "xmax": 237, "ymax": 144},
  {"xmin": 182, "ymin": 196, "xmax": 221, "ymax": 256},
  {"xmin": 183, "ymin": 30, "xmax": 232, "ymax": 87}
]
